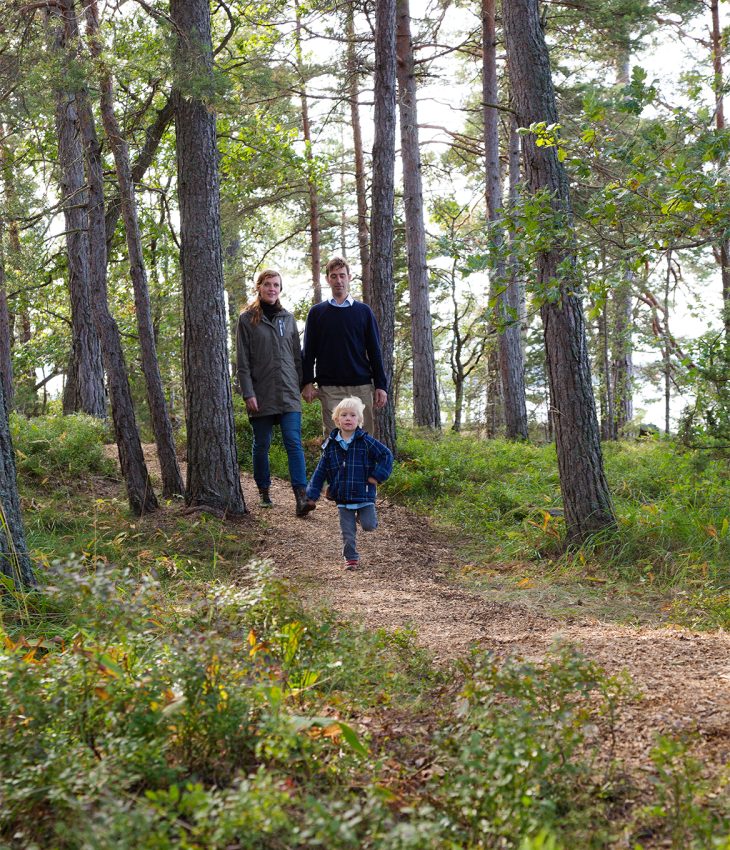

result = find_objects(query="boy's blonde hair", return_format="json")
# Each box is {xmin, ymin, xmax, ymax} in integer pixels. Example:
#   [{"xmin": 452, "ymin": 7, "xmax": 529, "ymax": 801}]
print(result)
[{"xmin": 332, "ymin": 396, "xmax": 365, "ymax": 427}]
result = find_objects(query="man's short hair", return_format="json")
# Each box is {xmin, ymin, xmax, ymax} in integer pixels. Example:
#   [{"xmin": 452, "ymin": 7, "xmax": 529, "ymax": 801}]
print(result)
[{"xmin": 325, "ymin": 257, "xmax": 351, "ymax": 278}]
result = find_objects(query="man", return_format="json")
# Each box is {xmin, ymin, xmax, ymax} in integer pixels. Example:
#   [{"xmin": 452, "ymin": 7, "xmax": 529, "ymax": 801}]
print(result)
[{"xmin": 302, "ymin": 257, "xmax": 388, "ymax": 434}]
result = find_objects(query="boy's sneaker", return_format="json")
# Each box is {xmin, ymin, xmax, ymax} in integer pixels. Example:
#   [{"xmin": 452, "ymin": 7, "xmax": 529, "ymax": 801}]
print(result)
[{"xmin": 344, "ymin": 559, "xmax": 360, "ymax": 570}]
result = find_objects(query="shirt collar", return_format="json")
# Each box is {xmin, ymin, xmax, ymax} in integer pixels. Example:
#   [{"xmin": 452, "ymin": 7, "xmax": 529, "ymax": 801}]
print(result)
[
  {"xmin": 328, "ymin": 295, "xmax": 354, "ymax": 307},
  {"xmin": 335, "ymin": 430, "xmax": 356, "ymax": 448}
]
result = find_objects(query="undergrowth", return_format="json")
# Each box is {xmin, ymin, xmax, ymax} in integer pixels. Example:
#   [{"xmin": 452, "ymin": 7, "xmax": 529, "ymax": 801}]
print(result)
[
  {"xmin": 387, "ymin": 431, "xmax": 730, "ymax": 629},
  {"xmin": 11, "ymin": 413, "xmax": 117, "ymax": 480},
  {"xmin": 1, "ymin": 416, "xmax": 728, "ymax": 848}
]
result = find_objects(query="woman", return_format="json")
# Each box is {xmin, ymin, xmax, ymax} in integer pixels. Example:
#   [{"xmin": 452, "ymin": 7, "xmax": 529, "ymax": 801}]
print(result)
[{"xmin": 236, "ymin": 270, "xmax": 314, "ymax": 516}]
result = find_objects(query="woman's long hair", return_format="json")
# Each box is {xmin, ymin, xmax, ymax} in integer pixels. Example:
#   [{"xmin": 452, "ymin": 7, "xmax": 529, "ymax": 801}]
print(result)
[{"xmin": 243, "ymin": 270, "xmax": 283, "ymax": 326}]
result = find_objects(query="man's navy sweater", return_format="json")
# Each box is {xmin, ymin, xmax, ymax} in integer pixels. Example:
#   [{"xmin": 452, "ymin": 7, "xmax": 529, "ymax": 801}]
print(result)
[{"xmin": 302, "ymin": 301, "xmax": 388, "ymax": 390}]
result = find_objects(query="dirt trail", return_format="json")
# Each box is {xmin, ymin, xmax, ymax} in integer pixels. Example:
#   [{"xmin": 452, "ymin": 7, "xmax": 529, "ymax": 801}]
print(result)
[
  {"xmin": 255, "ymin": 476, "xmax": 730, "ymax": 773},
  {"xmin": 136, "ymin": 445, "xmax": 730, "ymax": 773}
]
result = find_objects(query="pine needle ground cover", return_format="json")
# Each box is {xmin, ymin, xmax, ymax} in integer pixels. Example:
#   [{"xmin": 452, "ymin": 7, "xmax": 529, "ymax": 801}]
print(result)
[
  {"xmin": 1, "ymin": 416, "xmax": 729, "ymax": 849},
  {"xmin": 388, "ymin": 432, "xmax": 730, "ymax": 630}
]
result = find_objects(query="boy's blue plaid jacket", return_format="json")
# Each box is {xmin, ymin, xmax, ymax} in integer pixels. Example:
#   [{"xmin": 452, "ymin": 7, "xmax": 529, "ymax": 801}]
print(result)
[{"xmin": 306, "ymin": 428, "xmax": 393, "ymax": 503}]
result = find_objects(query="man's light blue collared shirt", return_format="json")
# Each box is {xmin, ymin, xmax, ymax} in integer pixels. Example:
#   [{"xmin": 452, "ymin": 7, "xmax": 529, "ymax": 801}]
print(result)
[{"xmin": 328, "ymin": 295, "xmax": 354, "ymax": 308}]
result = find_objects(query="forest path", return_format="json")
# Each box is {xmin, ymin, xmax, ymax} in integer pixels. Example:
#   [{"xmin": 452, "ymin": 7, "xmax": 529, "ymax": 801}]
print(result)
[
  {"xmin": 253, "ymin": 475, "xmax": 730, "ymax": 774},
  {"xmin": 135, "ymin": 441, "xmax": 729, "ymax": 773}
]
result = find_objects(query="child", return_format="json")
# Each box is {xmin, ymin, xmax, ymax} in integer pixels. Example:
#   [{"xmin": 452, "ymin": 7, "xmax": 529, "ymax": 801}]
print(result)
[{"xmin": 305, "ymin": 396, "xmax": 393, "ymax": 569}]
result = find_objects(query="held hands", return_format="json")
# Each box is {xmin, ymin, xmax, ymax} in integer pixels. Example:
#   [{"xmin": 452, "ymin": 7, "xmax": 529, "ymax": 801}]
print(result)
[
  {"xmin": 245, "ymin": 396, "xmax": 259, "ymax": 414},
  {"xmin": 374, "ymin": 389, "xmax": 387, "ymax": 410},
  {"xmin": 367, "ymin": 477, "xmax": 378, "ymax": 485},
  {"xmin": 302, "ymin": 383, "xmax": 317, "ymax": 403}
]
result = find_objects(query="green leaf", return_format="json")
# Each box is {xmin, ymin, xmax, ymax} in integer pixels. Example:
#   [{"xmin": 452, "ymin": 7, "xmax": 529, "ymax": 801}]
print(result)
[{"xmin": 337, "ymin": 721, "xmax": 369, "ymax": 757}]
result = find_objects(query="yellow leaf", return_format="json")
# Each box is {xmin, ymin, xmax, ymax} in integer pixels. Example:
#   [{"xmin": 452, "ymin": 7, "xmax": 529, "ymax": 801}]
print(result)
[{"xmin": 517, "ymin": 577, "xmax": 534, "ymax": 589}]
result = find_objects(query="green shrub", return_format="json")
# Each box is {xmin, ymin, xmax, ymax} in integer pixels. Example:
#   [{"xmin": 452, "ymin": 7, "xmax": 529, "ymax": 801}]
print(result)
[
  {"xmin": 431, "ymin": 647, "xmax": 626, "ymax": 848},
  {"xmin": 3, "ymin": 552, "xmax": 727, "ymax": 849},
  {"xmin": 0, "ymin": 559, "xmax": 434, "ymax": 848},
  {"xmin": 637, "ymin": 735, "xmax": 730, "ymax": 849},
  {"xmin": 11, "ymin": 413, "xmax": 116, "ymax": 480}
]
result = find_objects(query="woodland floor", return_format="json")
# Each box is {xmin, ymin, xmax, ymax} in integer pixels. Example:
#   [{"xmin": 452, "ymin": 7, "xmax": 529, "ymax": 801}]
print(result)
[
  {"xmin": 138, "ymin": 446, "xmax": 730, "ymax": 785},
  {"xmin": 257, "ymin": 476, "xmax": 730, "ymax": 778}
]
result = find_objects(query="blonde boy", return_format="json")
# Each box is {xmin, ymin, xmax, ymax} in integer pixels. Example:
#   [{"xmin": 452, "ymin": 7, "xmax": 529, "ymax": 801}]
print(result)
[{"xmin": 305, "ymin": 397, "xmax": 393, "ymax": 569}]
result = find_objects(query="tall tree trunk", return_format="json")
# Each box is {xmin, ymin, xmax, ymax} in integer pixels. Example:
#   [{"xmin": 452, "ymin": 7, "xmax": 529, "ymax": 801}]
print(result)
[
  {"xmin": 0, "ymin": 138, "xmax": 21, "ymax": 411},
  {"xmin": 85, "ymin": 0, "xmax": 184, "ymax": 500},
  {"xmin": 450, "ymin": 270, "xmax": 465, "ymax": 433},
  {"xmin": 504, "ymin": 0, "xmax": 614, "ymax": 542},
  {"xmin": 47, "ymin": 6, "xmax": 106, "ymax": 418},
  {"xmin": 599, "ymin": 304, "xmax": 615, "ymax": 440},
  {"xmin": 611, "ymin": 270, "xmax": 634, "ymax": 434},
  {"xmin": 170, "ymin": 0, "xmax": 246, "ymax": 516},
  {"xmin": 295, "ymin": 3, "xmax": 322, "ymax": 304},
  {"xmin": 370, "ymin": 0, "xmax": 398, "ymax": 453},
  {"xmin": 483, "ymin": 0, "xmax": 527, "ymax": 440},
  {"xmin": 0, "ymin": 371, "xmax": 34, "ymax": 588},
  {"xmin": 508, "ymin": 112, "xmax": 527, "ymax": 349},
  {"xmin": 346, "ymin": 6, "xmax": 372, "ymax": 304},
  {"xmin": 396, "ymin": 0, "xmax": 440, "ymax": 430},
  {"xmin": 2, "ymin": 121, "xmax": 35, "ymax": 414},
  {"xmin": 339, "ymin": 141, "xmax": 347, "ymax": 256},
  {"xmin": 482, "ymin": 0, "xmax": 504, "ymax": 440},
  {"xmin": 452, "ymin": 378, "xmax": 464, "ymax": 432},
  {"xmin": 484, "ymin": 343, "xmax": 503, "ymax": 436},
  {"xmin": 710, "ymin": 0, "xmax": 730, "ymax": 336},
  {"xmin": 610, "ymin": 51, "xmax": 634, "ymax": 435},
  {"xmin": 59, "ymin": 0, "xmax": 157, "ymax": 515},
  {"xmin": 0, "ymin": 220, "xmax": 13, "ymax": 409},
  {"xmin": 104, "ymin": 95, "xmax": 175, "ymax": 250},
  {"xmin": 8, "ymin": 228, "xmax": 36, "ymax": 413},
  {"xmin": 664, "ymin": 251, "xmax": 672, "ymax": 435}
]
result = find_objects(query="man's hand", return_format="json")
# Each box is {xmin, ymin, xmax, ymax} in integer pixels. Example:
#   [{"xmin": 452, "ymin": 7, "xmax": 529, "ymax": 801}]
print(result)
[
  {"xmin": 245, "ymin": 396, "xmax": 259, "ymax": 414},
  {"xmin": 374, "ymin": 389, "xmax": 388, "ymax": 409},
  {"xmin": 302, "ymin": 383, "xmax": 317, "ymax": 403}
]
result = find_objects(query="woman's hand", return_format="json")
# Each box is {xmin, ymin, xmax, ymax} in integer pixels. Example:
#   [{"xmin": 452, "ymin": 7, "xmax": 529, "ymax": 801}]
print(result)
[{"xmin": 245, "ymin": 396, "xmax": 259, "ymax": 414}]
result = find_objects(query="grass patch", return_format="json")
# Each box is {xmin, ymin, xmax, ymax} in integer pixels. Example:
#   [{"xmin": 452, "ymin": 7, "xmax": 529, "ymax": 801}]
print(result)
[
  {"xmin": 0, "ymin": 427, "xmax": 728, "ymax": 847},
  {"xmin": 11, "ymin": 413, "xmax": 117, "ymax": 481},
  {"xmin": 386, "ymin": 431, "xmax": 730, "ymax": 628}
]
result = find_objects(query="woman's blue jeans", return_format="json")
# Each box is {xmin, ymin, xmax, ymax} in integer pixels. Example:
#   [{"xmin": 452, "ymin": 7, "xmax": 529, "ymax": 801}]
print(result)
[{"xmin": 250, "ymin": 412, "xmax": 307, "ymax": 490}]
